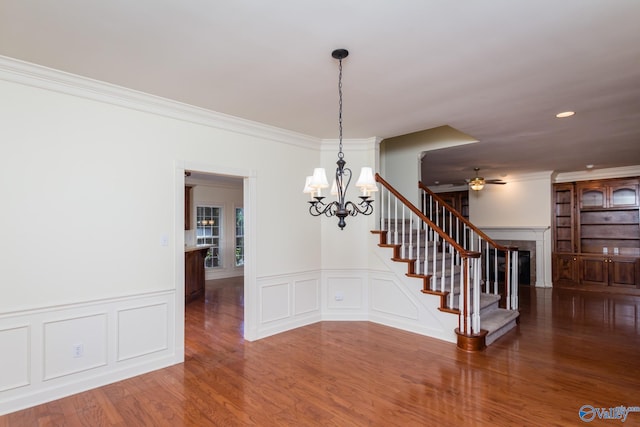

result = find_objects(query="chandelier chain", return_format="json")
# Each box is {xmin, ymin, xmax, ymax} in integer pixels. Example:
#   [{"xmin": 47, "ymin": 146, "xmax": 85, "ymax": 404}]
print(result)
[{"xmin": 338, "ymin": 56, "xmax": 344, "ymax": 159}]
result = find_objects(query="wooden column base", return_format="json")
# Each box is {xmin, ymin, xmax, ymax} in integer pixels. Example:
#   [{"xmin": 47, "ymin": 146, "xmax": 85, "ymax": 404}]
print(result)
[{"xmin": 455, "ymin": 328, "xmax": 488, "ymax": 352}]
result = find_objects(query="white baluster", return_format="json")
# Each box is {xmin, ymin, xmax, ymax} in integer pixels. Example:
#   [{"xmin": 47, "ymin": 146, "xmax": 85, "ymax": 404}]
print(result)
[
  {"xmin": 402, "ymin": 205, "xmax": 406, "ymax": 258},
  {"xmin": 472, "ymin": 258, "xmax": 481, "ymax": 333},
  {"xmin": 408, "ymin": 213, "xmax": 414, "ymax": 264},
  {"xmin": 415, "ymin": 213, "xmax": 421, "ymax": 275}
]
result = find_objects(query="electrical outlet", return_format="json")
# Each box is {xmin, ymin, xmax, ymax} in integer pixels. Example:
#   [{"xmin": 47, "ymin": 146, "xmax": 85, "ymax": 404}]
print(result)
[{"xmin": 72, "ymin": 343, "xmax": 84, "ymax": 358}]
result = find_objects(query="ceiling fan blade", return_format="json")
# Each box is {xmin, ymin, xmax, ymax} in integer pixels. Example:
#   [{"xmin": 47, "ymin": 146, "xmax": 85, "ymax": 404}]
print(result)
[{"xmin": 485, "ymin": 180, "xmax": 506, "ymax": 185}]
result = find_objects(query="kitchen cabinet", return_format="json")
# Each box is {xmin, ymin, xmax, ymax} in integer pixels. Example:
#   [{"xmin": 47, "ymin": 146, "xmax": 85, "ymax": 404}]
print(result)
[
  {"xmin": 185, "ymin": 246, "xmax": 208, "ymax": 302},
  {"xmin": 185, "ymin": 185, "xmax": 193, "ymax": 230}
]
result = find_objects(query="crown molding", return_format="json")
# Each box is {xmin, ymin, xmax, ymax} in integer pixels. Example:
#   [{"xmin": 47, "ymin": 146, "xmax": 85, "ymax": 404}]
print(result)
[
  {"xmin": 554, "ymin": 165, "xmax": 640, "ymax": 183},
  {"xmin": 0, "ymin": 55, "xmax": 320, "ymax": 150},
  {"xmin": 506, "ymin": 171, "xmax": 554, "ymax": 183}
]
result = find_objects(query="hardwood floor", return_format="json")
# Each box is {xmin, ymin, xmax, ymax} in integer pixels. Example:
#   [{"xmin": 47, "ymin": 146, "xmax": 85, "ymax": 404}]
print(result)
[{"xmin": 3, "ymin": 280, "xmax": 640, "ymax": 426}]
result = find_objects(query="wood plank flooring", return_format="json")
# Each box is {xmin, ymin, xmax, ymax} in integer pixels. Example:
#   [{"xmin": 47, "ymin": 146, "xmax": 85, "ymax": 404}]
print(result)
[{"xmin": 2, "ymin": 279, "xmax": 640, "ymax": 426}]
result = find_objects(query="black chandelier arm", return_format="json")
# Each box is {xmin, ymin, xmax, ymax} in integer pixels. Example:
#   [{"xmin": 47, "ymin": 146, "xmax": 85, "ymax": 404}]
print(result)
[
  {"xmin": 309, "ymin": 197, "xmax": 373, "ymax": 218},
  {"xmin": 308, "ymin": 199, "xmax": 339, "ymax": 217},
  {"xmin": 344, "ymin": 199, "xmax": 374, "ymax": 217}
]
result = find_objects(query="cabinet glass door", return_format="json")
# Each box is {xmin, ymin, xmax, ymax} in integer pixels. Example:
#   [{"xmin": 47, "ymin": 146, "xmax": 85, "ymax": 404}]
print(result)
[
  {"xmin": 610, "ymin": 187, "xmax": 637, "ymax": 207},
  {"xmin": 581, "ymin": 189, "xmax": 605, "ymax": 208}
]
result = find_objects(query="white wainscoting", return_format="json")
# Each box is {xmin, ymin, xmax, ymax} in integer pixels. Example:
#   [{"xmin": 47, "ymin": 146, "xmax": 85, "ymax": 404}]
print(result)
[
  {"xmin": 117, "ymin": 303, "xmax": 169, "ymax": 362},
  {"xmin": 322, "ymin": 270, "xmax": 368, "ymax": 320},
  {"xmin": 0, "ymin": 325, "xmax": 30, "ymax": 392},
  {"xmin": 43, "ymin": 313, "xmax": 108, "ymax": 381},
  {"xmin": 256, "ymin": 272, "xmax": 322, "ymax": 339},
  {"xmin": 367, "ymin": 231, "xmax": 458, "ymax": 342},
  {"xmin": 367, "ymin": 271, "xmax": 457, "ymax": 343},
  {"xmin": 0, "ymin": 290, "xmax": 179, "ymax": 416},
  {"xmin": 370, "ymin": 276, "xmax": 419, "ymax": 320},
  {"xmin": 256, "ymin": 267, "xmax": 458, "ymax": 343}
]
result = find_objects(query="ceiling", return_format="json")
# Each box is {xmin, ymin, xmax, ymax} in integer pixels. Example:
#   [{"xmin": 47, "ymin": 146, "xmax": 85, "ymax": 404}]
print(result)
[{"xmin": 1, "ymin": 1, "xmax": 639, "ymax": 186}]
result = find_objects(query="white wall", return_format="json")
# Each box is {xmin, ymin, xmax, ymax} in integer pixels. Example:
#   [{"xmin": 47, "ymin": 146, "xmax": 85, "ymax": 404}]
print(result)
[
  {"xmin": 381, "ymin": 125, "xmax": 477, "ymax": 206},
  {"xmin": 0, "ymin": 56, "xmax": 327, "ymax": 414},
  {"xmin": 0, "ymin": 73, "xmax": 321, "ymax": 310},
  {"xmin": 469, "ymin": 172, "xmax": 552, "ymax": 227}
]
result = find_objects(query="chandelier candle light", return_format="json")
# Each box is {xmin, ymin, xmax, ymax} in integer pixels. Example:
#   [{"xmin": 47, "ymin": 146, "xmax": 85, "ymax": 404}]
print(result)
[{"xmin": 303, "ymin": 49, "xmax": 377, "ymax": 230}]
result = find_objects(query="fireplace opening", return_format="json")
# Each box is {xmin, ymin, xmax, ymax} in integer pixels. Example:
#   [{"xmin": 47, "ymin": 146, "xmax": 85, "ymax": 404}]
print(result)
[{"xmin": 488, "ymin": 250, "xmax": 531, "ymax": 286}]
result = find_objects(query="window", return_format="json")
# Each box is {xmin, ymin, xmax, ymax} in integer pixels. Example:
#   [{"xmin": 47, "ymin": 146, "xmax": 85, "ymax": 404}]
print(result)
[
  {"xmin": 196, "ymin": 206, "xmax": 221, "ymax": 268},
  {"xmin": 235, "ymin": 207, "xmax": 244, "ymax": 266}
]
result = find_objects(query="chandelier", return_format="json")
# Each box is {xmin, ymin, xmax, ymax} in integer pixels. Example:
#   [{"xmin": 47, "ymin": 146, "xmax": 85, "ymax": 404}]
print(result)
[{"xmin": 303, "ymin": 49, "xmax": 377, "ymax": 230}]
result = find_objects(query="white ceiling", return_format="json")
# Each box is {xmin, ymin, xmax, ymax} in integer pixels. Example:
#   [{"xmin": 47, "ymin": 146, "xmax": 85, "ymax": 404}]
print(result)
[{"xmin": 1, "ymin": 0, "xmax": 639, "ymax": 185}]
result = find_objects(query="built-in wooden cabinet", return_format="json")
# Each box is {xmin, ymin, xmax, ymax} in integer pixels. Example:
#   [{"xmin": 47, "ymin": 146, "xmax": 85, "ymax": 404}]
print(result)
[
  {"xmin": 552, "ymin": 177, "xmax": 640, "ymax": 289},
  {"xmin": 578, "ymin": 180, "xmax": 638, "ymax": 210},
  {"xmin": 553, "ymin": 253, "xmax": 579, "ymax": 285},
  {"xmin": 580, "ymin": 255, "xmax": 640, "ymax": 287},
  {"xmin": 553, "ymin": 183, "xmax": 576, "ymax": 253}
]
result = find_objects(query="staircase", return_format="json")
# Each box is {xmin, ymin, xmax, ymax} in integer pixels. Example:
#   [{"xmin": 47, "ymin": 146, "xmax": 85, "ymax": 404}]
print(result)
[{"xmin": 373, "ymin": 174, "xmax": 519, "ymax": 351}]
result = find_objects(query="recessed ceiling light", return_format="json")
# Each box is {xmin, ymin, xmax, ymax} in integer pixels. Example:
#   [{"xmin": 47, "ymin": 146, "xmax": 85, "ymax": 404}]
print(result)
[
  {"xmin": 586, "ymin": 164, "xmax": 594, "ymax": 169},
  {"xmin": 556, "ymin": 111, "xmax": 575, "ymax": 118}
]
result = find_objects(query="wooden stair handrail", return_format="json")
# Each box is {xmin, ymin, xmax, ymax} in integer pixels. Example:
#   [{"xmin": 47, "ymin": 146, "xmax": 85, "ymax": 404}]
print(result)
[
  {"xmin": 375, "ymin": 173, "xmax": 480, "ymax": 260},
  {"xmin": 418, "ymin": 181, "xmax": 515, "ymax": 253}
]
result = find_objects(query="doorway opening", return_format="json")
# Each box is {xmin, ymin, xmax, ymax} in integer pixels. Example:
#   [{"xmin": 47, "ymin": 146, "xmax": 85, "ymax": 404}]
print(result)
[{"xmin": 178, "ymin": 165, "xmax": 256, "ymax": 351}]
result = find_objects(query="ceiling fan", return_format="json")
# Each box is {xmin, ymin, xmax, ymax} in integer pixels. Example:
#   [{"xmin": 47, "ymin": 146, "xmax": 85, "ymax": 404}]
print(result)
[{"xmin": 468, "ymin": 167, "xmax": 506, "ymax": 191}]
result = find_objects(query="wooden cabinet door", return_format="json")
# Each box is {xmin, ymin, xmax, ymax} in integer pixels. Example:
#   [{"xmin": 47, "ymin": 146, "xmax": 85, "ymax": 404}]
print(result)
[
  {"xmin": 185, "ymin": 251, "xmax": 199, "ymax": 299},
  {"xmin": 608, "ymin": 257, "xmax": 640, "ymax": 287},
  {"xmin": 580, "ymin": 255, "xmax": 608, "ymax": 285},
  {"xmin": 553, "ymin": 253, "xmax": 579, "ymax": 285}
]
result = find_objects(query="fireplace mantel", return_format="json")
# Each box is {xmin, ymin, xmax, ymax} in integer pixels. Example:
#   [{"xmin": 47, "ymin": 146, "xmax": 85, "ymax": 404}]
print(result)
[{"xmin": 481, "ymin": 226, "xmax": 552, "ymax": 288}]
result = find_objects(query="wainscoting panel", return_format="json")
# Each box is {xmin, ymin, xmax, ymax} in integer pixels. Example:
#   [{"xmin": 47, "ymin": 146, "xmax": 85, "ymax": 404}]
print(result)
[
  {"xmin": 260, "ymin": 282, "xmax": 291, "ymax": 323},
  {"xmin": 0, "ymin": 290, "xmax": 179, "ymax": 416},
  {"xmin": 370, "ymin": 241, "xmax": 459, "ymax": 343},
  {"xmin": 0, "ymin": 325, "xmax": 30, "ymax": 392},
  {"xmin": 256, "ymin": 272, "xmax": 322, "ymax": 339},
  {"xmin": 326, "ymin": 275, "xmax": 364, "ymax": 310},
  {"xmin": 117, "ymin": 303, "xmax": 169, "ymax": 362},
  {"xmin": 43, "ymin": 313, "xmax": 108, "ymax": 381},
  {"xmin": 293, "ymin": 278, "xmax": 320, "ymax": 316},
  {"xmin": 370, "ymin": 277, "xmax": 419, "ymax": 320}
]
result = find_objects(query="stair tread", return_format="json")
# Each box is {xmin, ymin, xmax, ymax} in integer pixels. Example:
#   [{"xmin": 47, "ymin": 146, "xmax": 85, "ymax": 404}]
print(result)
[
  {"xmin": 479, "ymin": 293, "xmax": 501, "ymax": 311},
  {"xmin": 481, "ymin": 308, "xmax": 519, "ymax": 334},
  {"xmin": 451, "ymin": 292, "xmax": 500, "ymax": 312}
]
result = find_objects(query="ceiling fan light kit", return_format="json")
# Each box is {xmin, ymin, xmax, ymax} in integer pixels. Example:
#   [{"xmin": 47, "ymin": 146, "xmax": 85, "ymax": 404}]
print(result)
[
  {"xmin": 468, "ymin": 167, "xmax": 506, "ymax": 191},
  {"xmin": 469, "ymin": 176, "xmax": 485, "ymax": 191}
]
